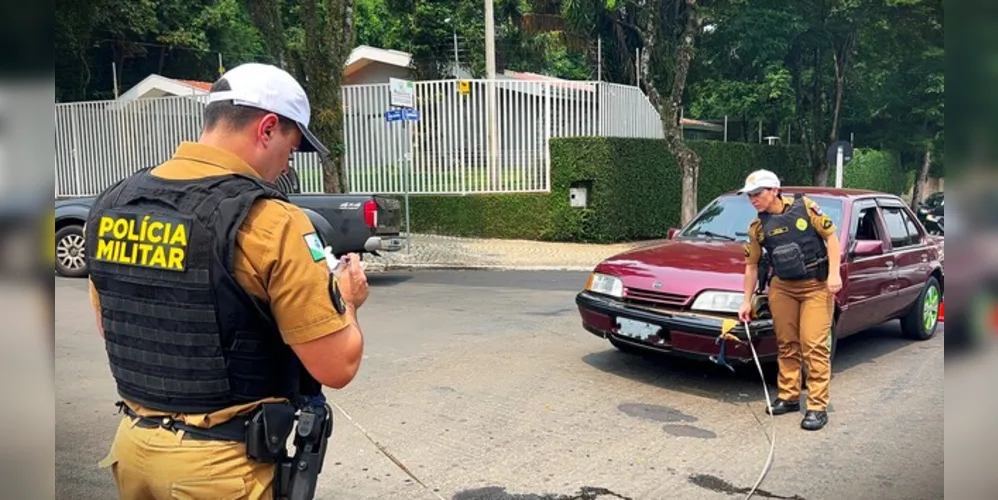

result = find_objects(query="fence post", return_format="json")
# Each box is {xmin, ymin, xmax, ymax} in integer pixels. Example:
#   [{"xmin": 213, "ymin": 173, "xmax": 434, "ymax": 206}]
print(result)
[{"xmin": 544, "ymin": 82, "xmax": 551, "ymax": 192}]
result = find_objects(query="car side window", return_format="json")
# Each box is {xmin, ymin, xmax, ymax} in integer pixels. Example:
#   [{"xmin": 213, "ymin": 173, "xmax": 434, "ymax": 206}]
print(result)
[
  {"xmin": 881, "ymin": 207, "xmax": 915, "ymax": 249},
  {"xmin": 900, "ymin": 208, "xmax": 923, "ymax": 246},
  {"xmin": 852, "ymin": 205, "xmax": 882, "ymax": 241}
]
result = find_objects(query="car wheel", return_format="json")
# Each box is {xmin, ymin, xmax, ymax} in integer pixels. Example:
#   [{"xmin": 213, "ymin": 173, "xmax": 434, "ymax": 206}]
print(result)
[
  {"xmin": 55, "ymin": 224, "xmax": 88, "ymax": 278},
  {"xmin": 900, "ymin": 276, "xmax": 942, "ymax": 340}
]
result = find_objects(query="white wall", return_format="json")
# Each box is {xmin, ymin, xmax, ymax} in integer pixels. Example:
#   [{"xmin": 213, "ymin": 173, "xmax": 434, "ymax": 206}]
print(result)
[{"xmin": 345, "ymin": 62, "xmax": 414, "ymax": 85}]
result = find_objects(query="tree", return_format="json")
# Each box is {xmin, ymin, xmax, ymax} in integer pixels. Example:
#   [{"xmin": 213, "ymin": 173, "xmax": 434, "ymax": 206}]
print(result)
[
  {"xmin": 843, "ymin": 0, "xmax": 942, "ymax": 206},
  {"xmin": 557, "ymin": 0, "xmax": 706, "ymax": 225},
  {"xmin": 636, "ymin": 0, "xmax": 704, "ymax": 225},
  {"xmin": 247, "ymin": 0, "xmax": 356, "ymax": 193}
]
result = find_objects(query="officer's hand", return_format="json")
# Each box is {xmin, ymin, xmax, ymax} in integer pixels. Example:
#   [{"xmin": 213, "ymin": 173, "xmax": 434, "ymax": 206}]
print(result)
[
  {"xmin": 827, "ymin": 271, "xmax": 842, "ymax": 294},
  {"xmin": 737, "ymin": 302, "xmax": 752, "ymax": 322},
  {"xmin": 336, "ymin": 253, "xmax": 369, "ymax": 309}
]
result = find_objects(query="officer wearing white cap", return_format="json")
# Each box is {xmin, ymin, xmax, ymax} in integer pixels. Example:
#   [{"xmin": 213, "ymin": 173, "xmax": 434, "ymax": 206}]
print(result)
[
  {"xmin": 736, "ymin": 169, "xmax": 841, "ymax": 431},
  {"xmin": 87, "ymin": 62, "xmax": 369, "ymax": 498}
]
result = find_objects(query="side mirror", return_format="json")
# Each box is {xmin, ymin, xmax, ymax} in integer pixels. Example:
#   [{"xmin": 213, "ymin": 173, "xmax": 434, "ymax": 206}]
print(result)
[
  {"xmin": 852, "ymin": 239, "xmax": 884, "ymax": 257},
  {"xmin": 667, "ymin": 227, "xmax": 680, "ymax": 239}
]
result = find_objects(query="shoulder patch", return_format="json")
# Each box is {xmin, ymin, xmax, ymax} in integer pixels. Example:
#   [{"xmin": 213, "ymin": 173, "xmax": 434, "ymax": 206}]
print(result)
[
  {"xmin": 804, "ymin": 198, "xmax": 824, "ymax": 216},
  {"xmin": 303, "ymin": 232, "xmax": 326, "ymax": 262},
  {"xmin": 329, "ymin": 275, "xmax": 347, "ymax": 314},
  {"xmin": 820, "ymin": 215, "xmax": 834, "ymax": 230}
]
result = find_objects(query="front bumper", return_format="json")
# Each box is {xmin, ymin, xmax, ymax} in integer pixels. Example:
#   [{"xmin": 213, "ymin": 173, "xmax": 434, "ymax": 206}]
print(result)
[{"xmin": 575, "ymin": 291, "xmax": 778, "ymax": 364}]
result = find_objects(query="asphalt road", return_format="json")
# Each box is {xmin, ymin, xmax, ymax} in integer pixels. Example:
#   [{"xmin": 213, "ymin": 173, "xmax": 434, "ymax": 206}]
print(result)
[{"xmin": 55, "ymin": 270, "xmax": 944, "ymax": 500}]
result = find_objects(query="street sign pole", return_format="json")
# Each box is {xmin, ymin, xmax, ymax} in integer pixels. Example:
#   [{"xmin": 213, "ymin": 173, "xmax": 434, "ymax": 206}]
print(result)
[
  {"xmin": 827, "ymin": 140, "xmax": 853, "ymax": 189},
  {"xmin": 403, "ymin": 119, "xmax": 411, "ymax": 254},
  {"xmin": 836, "ymin": 145, "xmax": 844, "ymax": 188},
  {"xmin": 386, "ymin": 78, "xmax": 418, "ymax": 254}
]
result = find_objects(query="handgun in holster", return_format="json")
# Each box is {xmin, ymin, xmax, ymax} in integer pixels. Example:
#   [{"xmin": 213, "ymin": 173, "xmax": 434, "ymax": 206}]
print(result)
[
  {"xmin": 752, "ymin": 251, "xmax": 773, "ymax": 320},
  {"xmin": 244, "ymin": 401, "xmax": 334, "ymax": 500},
  {"xmin": 281, "ymin": 402, "xmax": 334, "ymax": 500}
]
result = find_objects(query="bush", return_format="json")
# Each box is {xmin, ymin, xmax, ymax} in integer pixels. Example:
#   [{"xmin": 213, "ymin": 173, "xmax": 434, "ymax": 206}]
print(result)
[
  {"xmin": 842, "ymin": 148, "xmax": 907, "ymax": 195},
  {"xmin": 408, "ymin": 138, "xmax": 899, "ymax": 243}
]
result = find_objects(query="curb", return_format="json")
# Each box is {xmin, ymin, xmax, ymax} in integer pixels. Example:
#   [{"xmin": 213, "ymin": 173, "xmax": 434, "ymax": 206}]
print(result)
[{"xmin": 374, "ymin": 263, "xmax": 595, "ymax": 272}]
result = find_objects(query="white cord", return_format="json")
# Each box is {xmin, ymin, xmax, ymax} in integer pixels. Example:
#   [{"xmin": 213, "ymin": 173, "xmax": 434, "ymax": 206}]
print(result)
[{"xmin": 743, "ymin": 319, "xmax": 776, "ymax": 500}]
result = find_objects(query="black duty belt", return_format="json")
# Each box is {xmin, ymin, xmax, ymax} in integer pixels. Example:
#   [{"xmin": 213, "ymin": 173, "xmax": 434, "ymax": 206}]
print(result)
[{"xmin": 116, "ymin": 401, "xmax": 249, "ymax": 442}]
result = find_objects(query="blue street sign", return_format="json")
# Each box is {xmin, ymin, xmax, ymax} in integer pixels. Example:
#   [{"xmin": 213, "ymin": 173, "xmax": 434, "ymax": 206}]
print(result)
[{"xmin": 384, "ymin": 109, "xmax": 420, "ymax": 123}]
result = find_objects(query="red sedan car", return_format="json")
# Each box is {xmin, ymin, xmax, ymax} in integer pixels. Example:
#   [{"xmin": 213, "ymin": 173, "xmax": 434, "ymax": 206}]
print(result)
[{"xmin": 575, "ymin": 187, "xmax": 944, "ymax": 367}]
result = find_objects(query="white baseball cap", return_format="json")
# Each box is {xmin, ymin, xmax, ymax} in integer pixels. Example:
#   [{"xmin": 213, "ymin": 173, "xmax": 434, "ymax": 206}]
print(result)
[
  {"xmin": 737, "ymin": 169, "xmax": 781, "ymax": 194},
  {"xmin": 206, "ymin": 63, "xmax": 330, "ymax": 157}
]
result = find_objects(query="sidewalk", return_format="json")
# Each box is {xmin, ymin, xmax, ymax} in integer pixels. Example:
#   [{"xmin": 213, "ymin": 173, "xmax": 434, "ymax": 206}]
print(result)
[{"xmin": 363, "ymin": 233, "xmax": 665, "ymax": 272}]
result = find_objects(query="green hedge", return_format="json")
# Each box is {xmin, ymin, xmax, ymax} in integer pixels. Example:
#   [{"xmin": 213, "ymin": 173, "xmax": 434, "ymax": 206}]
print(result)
[
  {"xmin": 407, "ymin": 138, "xmax": 900, "ymax": 243},
  {"xmin": 841, "ymin": 148, "xmax": 907, "ymax": 195}
]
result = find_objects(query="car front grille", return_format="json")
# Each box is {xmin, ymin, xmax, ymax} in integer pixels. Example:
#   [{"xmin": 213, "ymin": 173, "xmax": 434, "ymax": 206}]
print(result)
[{"xmin": 623, "ymin": 287, "xmax": 690, "ymax": 308}]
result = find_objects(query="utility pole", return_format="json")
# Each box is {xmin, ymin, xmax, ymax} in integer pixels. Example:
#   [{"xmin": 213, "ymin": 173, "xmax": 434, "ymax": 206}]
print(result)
[{"xmin": 485, "ymin": 0, "xmax": 498, "ymax": 189}]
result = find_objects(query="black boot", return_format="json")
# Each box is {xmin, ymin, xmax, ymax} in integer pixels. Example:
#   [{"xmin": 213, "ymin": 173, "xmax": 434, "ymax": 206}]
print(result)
[
  {"xmin": 765, "ymin": 398, "xmax": 800, "ymax": 416},
  {"xmin": 801, "ymin": 410, "xmax": 828, "ymax": 430}
]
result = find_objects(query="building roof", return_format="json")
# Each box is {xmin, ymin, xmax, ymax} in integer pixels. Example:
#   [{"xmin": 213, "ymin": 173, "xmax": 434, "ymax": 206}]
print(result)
[
  {"xmin": 345, "ymin": 45, "xmax": 413, "ymax": 78},
  {"xmin": 174, "ymin": 79, "xmax": 213, "ymax": 91}
]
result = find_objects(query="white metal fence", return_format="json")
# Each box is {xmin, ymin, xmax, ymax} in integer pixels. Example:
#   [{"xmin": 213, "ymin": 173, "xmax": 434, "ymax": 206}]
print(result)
[{"xmin": 54, "ymin": 79, "xmax": 663, "ymax": 198}]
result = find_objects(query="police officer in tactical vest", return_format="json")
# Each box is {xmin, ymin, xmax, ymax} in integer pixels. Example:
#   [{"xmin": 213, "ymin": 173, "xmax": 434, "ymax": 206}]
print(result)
[
  {"xmin": 737, "ymin": 170, "xmax": 842, "ymax": 431},
  {"xmin": 86, "ymin": 63, "xmax": 369, "ymax": 499}
]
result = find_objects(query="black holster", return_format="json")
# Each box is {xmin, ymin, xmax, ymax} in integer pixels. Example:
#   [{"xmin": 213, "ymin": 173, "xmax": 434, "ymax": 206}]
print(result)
[
  {"xmin": 244, "ymin": 401, "xmax": 333, "ymax": 500},
  {"xmin": 276, "ymin": 402, "xmax": 334, "ymax": 500}
]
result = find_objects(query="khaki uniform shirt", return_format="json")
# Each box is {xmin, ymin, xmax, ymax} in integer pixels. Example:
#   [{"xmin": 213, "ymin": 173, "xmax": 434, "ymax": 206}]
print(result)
[
  {"xmin": 744, "ymin": 195, "xmax": 837, "ymax": 265},
  {"xmin": 89, "ymin": 142, "xmax": 349, "ymax": 427}
]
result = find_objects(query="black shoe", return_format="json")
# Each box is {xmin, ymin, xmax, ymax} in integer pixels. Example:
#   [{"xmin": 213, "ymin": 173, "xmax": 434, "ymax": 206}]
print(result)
[
  {"xmin": 801, "ymin": 410, "xmax": 828, "ymax": 431},
  {"xmin": 765, "ymin": 398, "xmax": 800, "ymax": 416}
]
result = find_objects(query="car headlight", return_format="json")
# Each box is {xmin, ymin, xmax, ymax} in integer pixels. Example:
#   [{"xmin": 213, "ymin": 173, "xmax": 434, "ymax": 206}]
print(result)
[
  {"xmin": 691, "ymin": 290, "xmax": 743, "ymax": 314},
  {"xmin": 586, "ymin": 273, "xmax": 624, "ymax": 298}
]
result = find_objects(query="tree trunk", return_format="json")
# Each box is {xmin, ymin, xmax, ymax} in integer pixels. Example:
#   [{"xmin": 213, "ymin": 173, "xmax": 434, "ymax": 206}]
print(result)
[
  {"xmin": 247, "ymin": 0, "xmax": 286, "ymax": 67},
  {"xmin": 640, "ymin": 0, "xmax": 702, "ymax": 226},
  {"xmin": 248, "ymin": 0, "xmax": 354, "ymax": 194},
  {"xmin": 825, "ymin": 32, "xmax": 854, "ymax": 187},
  {"xmin": 910, "ymin": 148, "xmax": 932, "ymax": 211}
]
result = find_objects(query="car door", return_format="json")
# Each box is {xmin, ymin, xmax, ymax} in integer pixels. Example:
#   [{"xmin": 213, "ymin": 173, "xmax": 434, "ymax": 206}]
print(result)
[
  {"xmin": 877, "ymin": 198, "xmax": 934, "ymax": 317},
  {"xmin": 838, "ymin": 199, "xmax": 899, "ymax": 336}
]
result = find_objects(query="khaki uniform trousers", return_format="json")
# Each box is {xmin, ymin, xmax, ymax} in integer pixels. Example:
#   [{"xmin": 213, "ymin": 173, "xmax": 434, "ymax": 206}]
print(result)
[
  {"xmin": 768, "ymin": 276, "xmax": 834, "ymax": 411},
  {"xmin": 98, "ymin": 415, "xmax": 276, "ymax": 499}
]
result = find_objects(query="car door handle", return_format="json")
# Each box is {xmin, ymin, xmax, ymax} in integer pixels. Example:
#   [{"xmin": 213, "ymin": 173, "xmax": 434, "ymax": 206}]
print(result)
[
  {"xmin": 885, "ymin": 261, "xmax": 894, "ymax": 268},
  {"xmin": 921, "ymin": 254, "xmax": 928, "ymax": 262}
]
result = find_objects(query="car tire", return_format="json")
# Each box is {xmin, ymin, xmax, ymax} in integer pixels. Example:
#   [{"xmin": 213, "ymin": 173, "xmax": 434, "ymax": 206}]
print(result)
[
  {"xmin": 55, "ymin": 224, "xmax": 88, "ymax": 278},
  {"xmin": 900, "ymin": 276, "xmax": 942, "ymax": 341}
]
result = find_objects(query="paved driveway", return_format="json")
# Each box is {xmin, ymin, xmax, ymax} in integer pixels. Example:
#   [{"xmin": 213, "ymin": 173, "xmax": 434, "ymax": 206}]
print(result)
[{"xmin": 56, "ymin": 271, "xmax": 943, "ymax": 500}]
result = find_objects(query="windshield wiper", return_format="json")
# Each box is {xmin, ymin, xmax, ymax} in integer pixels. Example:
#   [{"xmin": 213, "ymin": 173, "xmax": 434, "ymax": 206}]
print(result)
[{"xmin": 692, "ymin": 230, "xmax": 737, "ymax": 241}]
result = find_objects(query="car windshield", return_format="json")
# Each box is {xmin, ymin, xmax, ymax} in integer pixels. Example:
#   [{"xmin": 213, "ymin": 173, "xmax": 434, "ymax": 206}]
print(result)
[{"xmin": 678, "ymin": 194, "xmax": 845, "ymax": 242}]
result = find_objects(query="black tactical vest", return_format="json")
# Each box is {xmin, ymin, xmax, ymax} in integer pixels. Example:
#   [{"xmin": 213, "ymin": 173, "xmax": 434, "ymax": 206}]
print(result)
[
  {"xmin": 757, "ymin": 194, "xmax": 829, "ymax": 281},
  {"xmin": 85, "ymin": 168, "xmax": 321, "ymax": 414}
]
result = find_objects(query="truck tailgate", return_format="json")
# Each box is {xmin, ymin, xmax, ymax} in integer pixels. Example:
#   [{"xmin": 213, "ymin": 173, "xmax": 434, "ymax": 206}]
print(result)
[{"xmin": 372, "ymin": 195, "xmax": 402, "ymax": 235}]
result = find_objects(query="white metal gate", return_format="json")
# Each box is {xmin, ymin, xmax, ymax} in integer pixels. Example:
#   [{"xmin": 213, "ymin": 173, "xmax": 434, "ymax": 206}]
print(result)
[{"xmin": 54, "ymin": 79, "xmax": 663, "ymax": 198}]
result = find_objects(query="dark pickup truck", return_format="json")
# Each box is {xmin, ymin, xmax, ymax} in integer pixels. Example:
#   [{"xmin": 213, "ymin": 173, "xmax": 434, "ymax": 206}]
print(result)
[{"xmin": 54, "ymin": 177, "xmax": 404, "ymax": 278}]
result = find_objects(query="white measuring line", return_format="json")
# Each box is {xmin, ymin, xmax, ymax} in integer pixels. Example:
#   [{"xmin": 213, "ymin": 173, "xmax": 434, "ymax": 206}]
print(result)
[
  {"xmin": 329, "ymin": 401, "xmax": 447, "ymax": 500},
  {"xmin": 742, "ymin": 319, "xmax": 776, "ymax": 500}
]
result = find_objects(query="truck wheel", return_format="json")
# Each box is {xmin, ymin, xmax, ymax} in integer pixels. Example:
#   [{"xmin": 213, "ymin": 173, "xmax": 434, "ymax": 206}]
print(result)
[
  {"xmin": 55, "ymin": 224, "xmax": 88, "ymax": 278},
  {"xmin": 900, "ymin": 276, "xmax": 941, "ymax": 340}
]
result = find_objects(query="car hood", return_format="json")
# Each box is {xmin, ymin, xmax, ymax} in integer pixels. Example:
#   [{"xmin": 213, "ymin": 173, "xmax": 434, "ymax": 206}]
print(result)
[{"xmin": 595, "ymin": 238, "xmax": 748, "ymax": 297}]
